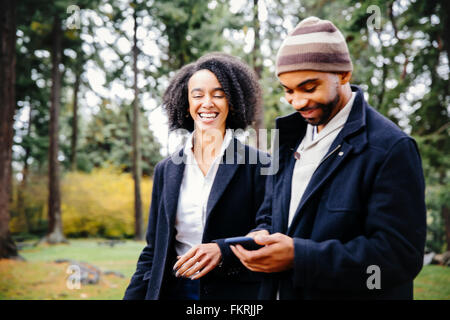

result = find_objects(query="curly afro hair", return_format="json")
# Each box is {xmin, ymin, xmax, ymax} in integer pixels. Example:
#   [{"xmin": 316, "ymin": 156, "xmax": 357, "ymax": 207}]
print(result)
[{"xmin": 162, "ymin": 52, "xmax": 262, "ymax": 132}]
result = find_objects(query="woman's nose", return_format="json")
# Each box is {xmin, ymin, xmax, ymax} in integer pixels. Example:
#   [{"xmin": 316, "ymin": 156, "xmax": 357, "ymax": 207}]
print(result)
[{"xmin": 202, "ymin": 96, "xmax": 214, "ymax": 108}]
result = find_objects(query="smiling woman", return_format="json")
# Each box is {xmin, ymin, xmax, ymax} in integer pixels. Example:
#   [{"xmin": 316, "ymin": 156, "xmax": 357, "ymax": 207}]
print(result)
[{"xmin": 124, "ymin": 53, "xmax": 268, "ymax": 300}]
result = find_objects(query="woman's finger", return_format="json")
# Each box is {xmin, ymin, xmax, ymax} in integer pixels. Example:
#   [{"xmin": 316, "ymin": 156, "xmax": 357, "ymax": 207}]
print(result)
[
  {"xmin": 190, "ymin": 259, "xmax": 219, "ymax": 280},
  {"xmin": 173, "ymin": 247, "xmax": 197, "ymax": 271},
  {"xmin": 183, "ymin": 258, "xmax": 209, "ymax": 278},
  {"xmin": 175, "ymin": 254, "xmax": 200, "ymax": 277}
]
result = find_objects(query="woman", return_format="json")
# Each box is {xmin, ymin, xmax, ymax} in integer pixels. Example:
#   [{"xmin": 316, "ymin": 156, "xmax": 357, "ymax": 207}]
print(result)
[{"xmin": 123, "ymin": 53, "xmax": 268, "ymax": 300}]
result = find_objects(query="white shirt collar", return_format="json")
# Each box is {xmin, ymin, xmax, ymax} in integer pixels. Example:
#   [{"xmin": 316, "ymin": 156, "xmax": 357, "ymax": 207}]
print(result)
[
  {"xmin": 305, "ymin": 92, "xmax": 356, "ymax": 147},
  {"xmin": 184, "ymin": 128, "xmax": 233, "ymax": 163}
]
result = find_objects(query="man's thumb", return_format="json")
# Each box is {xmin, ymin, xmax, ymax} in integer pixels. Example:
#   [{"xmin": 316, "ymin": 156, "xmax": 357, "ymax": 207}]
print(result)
[{"xmin": 254, "ymin": 234, "xmax": 280, "ymax": 245}]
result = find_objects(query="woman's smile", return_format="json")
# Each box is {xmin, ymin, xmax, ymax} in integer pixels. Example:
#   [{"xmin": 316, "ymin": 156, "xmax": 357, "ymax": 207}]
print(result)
[{"xmin": 198, "ymin": 111, "xmax": 219, "ymax": 121}]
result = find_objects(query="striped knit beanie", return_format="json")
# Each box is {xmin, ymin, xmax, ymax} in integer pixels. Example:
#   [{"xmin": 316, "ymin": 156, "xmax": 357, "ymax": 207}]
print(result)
[{"xmin": 276, "ymin": 16, "xmax": 353, "ymax": 76}]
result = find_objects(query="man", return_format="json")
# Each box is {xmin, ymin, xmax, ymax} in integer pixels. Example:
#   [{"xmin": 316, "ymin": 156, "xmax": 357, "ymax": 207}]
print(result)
[{"xmin": 231, "ymin": 16, "xmax": 426, "ymax": 299}]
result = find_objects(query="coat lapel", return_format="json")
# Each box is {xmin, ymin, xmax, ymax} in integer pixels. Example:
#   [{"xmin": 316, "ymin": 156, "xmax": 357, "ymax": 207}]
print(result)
[
  {"xmin": 163, "ymin": 149, "xmax": 186, "ymax": 227},
  {"xmin": 271, "ymin": 113, "xmax": 307, "ymax": 234},
  {"xmin": 205, "ymin": 138, "xmax": 242, "ymax": 220},
  {"xmin": 285, "ymin": 85, "xmax": 368, "ymax": 235},
  {"xmin": 287, "ymin": 141, "xmax": 353, "ymax": 235}
]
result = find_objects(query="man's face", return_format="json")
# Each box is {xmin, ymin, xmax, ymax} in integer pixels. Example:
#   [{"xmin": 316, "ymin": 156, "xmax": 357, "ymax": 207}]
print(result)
[{"xmin": 279, "ymin": 70, "xmax": 346, "ymax": 129}]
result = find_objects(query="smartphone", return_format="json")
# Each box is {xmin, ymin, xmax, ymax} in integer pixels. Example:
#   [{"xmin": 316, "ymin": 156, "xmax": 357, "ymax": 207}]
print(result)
[{"xmin": 224, "ymin": 236, "xmax": 264, "ymax": 251}]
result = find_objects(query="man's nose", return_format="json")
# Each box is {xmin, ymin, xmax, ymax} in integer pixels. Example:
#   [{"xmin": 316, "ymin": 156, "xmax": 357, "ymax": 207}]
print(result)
[{"xmin": 291, "ymin": 97, "xmax": 308, "ymax": 110}]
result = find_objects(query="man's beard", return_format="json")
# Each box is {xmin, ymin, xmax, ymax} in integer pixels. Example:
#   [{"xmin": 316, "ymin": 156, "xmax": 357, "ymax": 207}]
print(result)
[{"xmin": 300, "ymin": 92, "xmax": 340, "ymax": 127}]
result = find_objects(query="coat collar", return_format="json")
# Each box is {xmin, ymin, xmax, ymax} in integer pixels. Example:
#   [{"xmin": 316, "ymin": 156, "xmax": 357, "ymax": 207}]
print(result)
[
  {"xmin": 273, "ymin": 85, "xmax": 369, "ymax": 234},
  {"xmin": 163, "ymin": 148, "xmax": 186, "ymax": 227},
  {"xmin": 275, "ymin": 85, "xmax": 367, "ymax": 155},
  {"xmin": 162, "ymin": 137, "xmax": 243, "ymax": 228}
]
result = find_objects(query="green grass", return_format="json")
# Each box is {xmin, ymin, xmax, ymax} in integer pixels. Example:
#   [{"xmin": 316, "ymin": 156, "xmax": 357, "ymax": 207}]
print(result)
[
  {"xmin": 413, "ymin": 264, "xmax": 450, "ymax": 300},
  {"xmin": 18, "ymin": 239, "xmax": 145, "ymax": 276},
  {"xmin": 1, "ymin": 239, "xmax": 449, "ymax": 300},
  {"xmin": 0, "ymin": 239, "xmax": 145, "ymax": 300}
]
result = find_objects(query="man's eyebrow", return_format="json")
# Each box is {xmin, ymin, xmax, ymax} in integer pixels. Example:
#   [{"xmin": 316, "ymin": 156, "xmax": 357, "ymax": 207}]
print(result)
[
  {"xmin": 281, "ymin": 78, "xmax": 319, "ymax": 89},
  {"xmin": 297, "ymin": 78, "xmax": 319, "ymax": 88}
]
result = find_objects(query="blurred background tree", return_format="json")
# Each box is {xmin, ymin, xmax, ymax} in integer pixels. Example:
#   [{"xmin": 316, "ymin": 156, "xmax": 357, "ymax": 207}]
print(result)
[
  {"xmin": 1, "ymin": 0, "xmax": 448, "ymax": 254},
  {"xmin": 0, "ymin": 0, "xmax": 18, "ymax": 259}
]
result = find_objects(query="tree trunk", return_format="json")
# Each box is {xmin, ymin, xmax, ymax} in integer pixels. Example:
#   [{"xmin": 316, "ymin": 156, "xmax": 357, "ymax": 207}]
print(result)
[
  {"xmin": 252, "ymin": 0, "xmax": 264, "ymax": 149},
  {"xmin": 440, "ymin": 0, "xmax": 450, "ymax": 66},
  {"xmin": 70, "ymin": 64, "xmax": 80, "ymax": 171},
  {"xmin": 132, "ymin": 6, "xmax": 144, "ymax": 241},
  {"xmin": 46, "ymin": 15, "xmax": 66, "ymax": 244},
  {"xmin": 0, "ymin": 0, "xmax": 19, "ymax": 259},
  {"xmin": 443, "ymin": 206, "xmax": 450, "ymax": 252},
  {"xmin": 17, "ymin": 104, "xmax": 33, "ymax": 233}
]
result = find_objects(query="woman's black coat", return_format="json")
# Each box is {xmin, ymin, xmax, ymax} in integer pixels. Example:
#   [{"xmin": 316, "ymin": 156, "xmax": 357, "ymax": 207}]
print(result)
[{"xmin": 124, "ymin": 138, "xmax": 269, "ymax": 300}]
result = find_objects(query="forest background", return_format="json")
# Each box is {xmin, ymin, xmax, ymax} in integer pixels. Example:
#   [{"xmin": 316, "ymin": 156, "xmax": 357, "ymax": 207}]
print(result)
[{"xmin": 0, "ymin": 0, "xmax": 448, "ymax": 299}]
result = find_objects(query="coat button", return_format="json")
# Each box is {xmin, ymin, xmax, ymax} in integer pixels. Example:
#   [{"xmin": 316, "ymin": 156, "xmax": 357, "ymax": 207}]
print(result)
[{"xmin": 338, "ymin": 151, "xmax": 344, "ymax": 156}]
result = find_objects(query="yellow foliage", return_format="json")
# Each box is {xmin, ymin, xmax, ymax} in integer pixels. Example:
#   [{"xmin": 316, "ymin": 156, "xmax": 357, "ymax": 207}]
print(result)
[
  {"xmin": 64, "ymin": 29, "xmax": 79, "ymax": 40},
  {"xmin": 61, "ymin": 167, "xmax": 152, "ymax": 238},
  {"xmin": 30, "ymin": 21, "xmax": 51, "ymax": 35},
  {"xmin": 9, "ymin": 175, "xmax": 48, "ymax": 234},
  {"xmin": 10, "ymin": 167, "xmax": 152, "ymax": 239}
]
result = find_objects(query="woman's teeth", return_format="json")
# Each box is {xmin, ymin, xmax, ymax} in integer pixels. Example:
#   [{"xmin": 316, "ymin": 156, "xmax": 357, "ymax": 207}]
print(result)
[{"xmin": 199, "ymin": 112, "xmax": 218, "ymax": 119}]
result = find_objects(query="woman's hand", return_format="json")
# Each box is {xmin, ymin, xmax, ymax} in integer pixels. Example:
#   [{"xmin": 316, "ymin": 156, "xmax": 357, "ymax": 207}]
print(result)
[{"xmin": 173, "ymin": 243, "xmax": 222, "ymax": 280}]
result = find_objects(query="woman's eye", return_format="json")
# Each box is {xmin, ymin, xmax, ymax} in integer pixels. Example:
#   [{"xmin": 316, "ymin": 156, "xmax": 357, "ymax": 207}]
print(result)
[
  {"xmin": 214, "ymin": 95, "xmax": 225, "ymax": 98},
  {"xmin": 285, "ymin": 89, "xmax": 293, "ymax": 94},
  {"xmin": 305, "ymin": 87, "xmax": 316, "ymax": 93}
]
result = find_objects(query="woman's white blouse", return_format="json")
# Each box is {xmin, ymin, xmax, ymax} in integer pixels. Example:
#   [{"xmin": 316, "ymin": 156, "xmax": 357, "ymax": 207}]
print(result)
[{"xmin": 174, "ymin": 129, "xmax": 233, "ymax": 257}]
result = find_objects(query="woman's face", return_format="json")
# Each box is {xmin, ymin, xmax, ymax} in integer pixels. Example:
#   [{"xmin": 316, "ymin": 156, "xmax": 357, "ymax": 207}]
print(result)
[{"xmin": 187, "ymin": 69, "xmax": 229, "ymax": 134}]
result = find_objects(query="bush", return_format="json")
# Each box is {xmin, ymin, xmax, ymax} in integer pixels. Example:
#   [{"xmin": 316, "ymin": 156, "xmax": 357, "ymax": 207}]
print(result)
[
  {"xmin": 425, "ymin": 183, "xmax": 450, "ymax": 253},
  {"xmin": 61, "ymin": 167, "xmax": 152, "ymax": 238},
  {"xmin": 9, "ymin": 175, "xmax": 48, "ymax": 235},
  {"xmin": 10, "ymin": 167, "xmax": 152, "ymax": 239}
]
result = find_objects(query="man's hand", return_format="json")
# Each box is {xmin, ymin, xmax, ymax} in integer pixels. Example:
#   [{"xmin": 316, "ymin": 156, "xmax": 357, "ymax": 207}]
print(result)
[
  {"xmin": 173, "ymin": 243, "xmax": 222, "ymax": 280},
  {"xmin": 246, "ymin": 229, "xmax": 270, "ymax": 239},
  {"xmin": 230, "ymin": 233, "xmax": 294, "ymax": 273}
]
